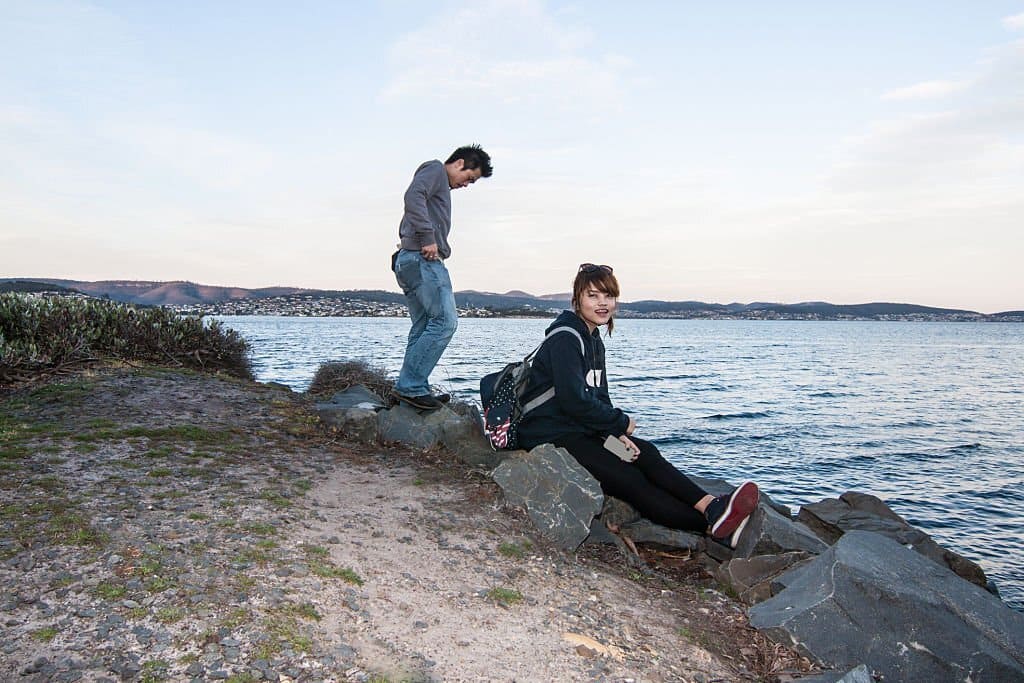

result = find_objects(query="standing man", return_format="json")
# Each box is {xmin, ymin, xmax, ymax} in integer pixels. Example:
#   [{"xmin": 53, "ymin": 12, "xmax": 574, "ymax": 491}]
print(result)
[{"xmin": 391, "ymin": 144, "xmax": 493, "ymax": 410}]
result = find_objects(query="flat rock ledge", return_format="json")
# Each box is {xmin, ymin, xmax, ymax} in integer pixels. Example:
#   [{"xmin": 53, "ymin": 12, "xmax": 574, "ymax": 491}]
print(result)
[{"xmin": 323, "ymin": 384, "xmax": 1024, "ymax": 682}]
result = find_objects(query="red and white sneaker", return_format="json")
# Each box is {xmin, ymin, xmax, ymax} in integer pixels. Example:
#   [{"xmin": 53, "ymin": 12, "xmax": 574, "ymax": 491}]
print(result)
[{"xmin": 707, "ymin": 481, "xmax": 759, "ymax": 541}]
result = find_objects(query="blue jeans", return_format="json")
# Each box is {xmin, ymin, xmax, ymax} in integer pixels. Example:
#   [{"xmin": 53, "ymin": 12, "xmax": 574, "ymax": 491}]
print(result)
[{"xmin": 393, "ymin": 249, "xmax": 457, "ymax": 396}]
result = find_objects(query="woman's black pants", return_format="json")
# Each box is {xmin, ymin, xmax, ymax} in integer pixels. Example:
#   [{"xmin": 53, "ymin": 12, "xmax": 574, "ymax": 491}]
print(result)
[{"xmin": 553, "ymin": 433, "xmax": 710, "ymax": 532}]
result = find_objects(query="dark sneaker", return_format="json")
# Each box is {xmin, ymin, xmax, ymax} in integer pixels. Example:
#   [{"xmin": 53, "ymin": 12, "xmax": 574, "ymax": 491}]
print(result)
[
  {"xmin": 391, "ymin": 391, "xmax": 443, "ymax": 411},
  {"xmin": 706, "ymin": 481, "xmax": 759, "ymax": 541},
  {"xmin": 434, "ymin": 393, "xmax": 451, "ymax": 404}
]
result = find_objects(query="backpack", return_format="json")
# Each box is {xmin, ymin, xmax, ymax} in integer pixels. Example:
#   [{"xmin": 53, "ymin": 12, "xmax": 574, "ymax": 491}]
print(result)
[{"xmin": 479, "ymin": 326, "xmax": 585, "ymax": 450}]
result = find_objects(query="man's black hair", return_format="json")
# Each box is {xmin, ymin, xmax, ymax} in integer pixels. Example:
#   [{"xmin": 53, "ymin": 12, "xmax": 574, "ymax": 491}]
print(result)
[{"xmin": 446, "ymin": 144, "xmax": 493, "ymax": 177}]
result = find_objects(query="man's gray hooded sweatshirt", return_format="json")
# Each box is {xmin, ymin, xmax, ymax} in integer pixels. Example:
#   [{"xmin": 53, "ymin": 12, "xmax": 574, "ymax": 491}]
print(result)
[
  {"xmin": 517, "ymin": 310, "xmax": 631, "ymax": 450},
  {"xmin": 398, "ymin": 160, "xmax": 453, "ymax": 259}
]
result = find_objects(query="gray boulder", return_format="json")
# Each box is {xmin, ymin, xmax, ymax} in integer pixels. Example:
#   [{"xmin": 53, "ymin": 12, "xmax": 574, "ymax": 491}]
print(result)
[
  {"xmin": 714, "ymin": 551, "xmax": 815, "ymax": 605},
  {"xmin": 440, "ymin": 406, "xmax": 503, "ymax": 469},
  {"xmin": 327, "ymin": 385, "xmax": 386, "ymax": 410},
  {"xmin": 317, "ymin": 406, "xmax": 379, "ymax": 444},
  {"xmin": 583, "ymin": 496, "xmax": 701, "ymax": 571},
  {"xmin": 315, "ymin": 385, "xmax": 389, "ymax": 443},
  {"xmin": 492, "ymin": 444, "xmax": 604, "ymax": 551},
  {"xmin": 619, "ymin": 520, "xmax": 703, "ymax": 551},
  {"xmin": 377, "ymin": 403, "xmax": 456, "ymax": 449},
  {"xmin": 447, "ymin": 400, "xmax": 486, "ymax": 435},
  {"xmin": 749, "ymin": 531, "xmax": 1024, "ymax": 682},
  {"xmin": 792, "ymin": 664, "xmax": 873, "ymax": 683},
  {"xmin": 596, "ymin": 496, "xmax": 642, "ymax": 529},
  {"xmin": 798, "ymin": 491, "xmax": 988, "ymax": 588}
]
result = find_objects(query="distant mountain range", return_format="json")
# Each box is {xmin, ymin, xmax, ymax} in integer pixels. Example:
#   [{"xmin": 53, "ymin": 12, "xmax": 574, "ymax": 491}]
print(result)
[{"xmin": 2, "ymin": 278, "xmax": 1021, "ymax": 321}]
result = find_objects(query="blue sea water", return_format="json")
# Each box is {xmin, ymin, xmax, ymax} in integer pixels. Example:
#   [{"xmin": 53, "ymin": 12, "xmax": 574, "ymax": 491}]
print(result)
[{"xmin": 216, "ymin": 315, "xmax": 1024, "ymax": 610}]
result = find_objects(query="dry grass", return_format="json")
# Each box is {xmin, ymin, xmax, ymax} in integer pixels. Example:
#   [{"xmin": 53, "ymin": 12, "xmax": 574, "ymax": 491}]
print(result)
[{"xmin": 306, "ymin": 360, "xmax": 394, "ymax": 401}]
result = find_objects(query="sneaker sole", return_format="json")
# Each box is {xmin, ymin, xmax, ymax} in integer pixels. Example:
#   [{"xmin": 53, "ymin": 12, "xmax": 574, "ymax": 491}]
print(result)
[
  {"xmin": 392, "ymin": 393, "xmax": 442, "ymax": 411},
  {"xmin": 728, "ymin": 516, "xmax": 750, "ymax": 549},
  {"xmin": 711, "ymin": 481, "xmax": 759, "ymax": 540}
]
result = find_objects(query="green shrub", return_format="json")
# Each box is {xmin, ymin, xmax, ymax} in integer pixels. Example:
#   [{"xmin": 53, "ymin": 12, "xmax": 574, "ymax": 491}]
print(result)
[
  {"xmin": 307, "ymin": 359, "xmax": 394, "ymax": 399},
  {"xmin": 0, "ymin": 293, "xmax": 253, "ymax": 385}
]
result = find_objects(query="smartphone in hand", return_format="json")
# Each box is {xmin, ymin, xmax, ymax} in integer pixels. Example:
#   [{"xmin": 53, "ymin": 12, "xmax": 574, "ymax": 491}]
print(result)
[{"xmin": 603, "ymin": 434, "xmax": 636, "ymax": 461}]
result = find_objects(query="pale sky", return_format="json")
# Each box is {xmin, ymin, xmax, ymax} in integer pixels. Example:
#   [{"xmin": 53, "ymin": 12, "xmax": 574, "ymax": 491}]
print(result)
[{"xmin": 2, "ymin": 2, "xmax": 1022, "ymax": 313}]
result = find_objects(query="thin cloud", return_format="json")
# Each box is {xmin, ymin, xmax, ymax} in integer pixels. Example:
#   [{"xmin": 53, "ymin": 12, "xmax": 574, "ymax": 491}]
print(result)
[
  {"xmin": 380, "ymin": 0, "xmax": 632, "ymax": 110},
  {"xmin": 1003, "ymin": 12, "xmax": 1024, "ymax": 31},
  {"xmin": 881, "ymin": 79, "xmax": 968, "ymax": 100},
  {"xmin": 840, "ymin": 31, "xmax": 1024, "ymax": 195}
]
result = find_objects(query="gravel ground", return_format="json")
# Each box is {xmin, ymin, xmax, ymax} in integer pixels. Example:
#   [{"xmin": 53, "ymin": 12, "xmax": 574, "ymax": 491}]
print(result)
[{"xmin": 0, "ymin": 367, "xmax": 813, "ymax": 682}]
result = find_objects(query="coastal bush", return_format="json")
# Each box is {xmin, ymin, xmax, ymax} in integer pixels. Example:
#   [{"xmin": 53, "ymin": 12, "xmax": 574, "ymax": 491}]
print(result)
[
  {"xmin": 307, "ymin": 359, "xmax": 394, "ymax": 399},
  {"xmin": 0, "ymin": 293, "xmax": 253, "ymax": 385}
]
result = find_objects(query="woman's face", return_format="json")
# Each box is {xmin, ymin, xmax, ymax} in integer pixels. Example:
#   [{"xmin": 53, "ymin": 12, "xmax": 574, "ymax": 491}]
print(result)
[{"xmin": 576, "ymin": 286, "xmax": 616, "ymax": 331}]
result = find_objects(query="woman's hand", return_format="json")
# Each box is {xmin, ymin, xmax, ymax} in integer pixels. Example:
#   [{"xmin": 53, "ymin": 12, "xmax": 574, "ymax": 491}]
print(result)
[
  {"xmin": 626, "ymin": 416, "xmax": 636, "ymax": 435},
  {"xmin": 618, "ymin": 435, "xmax": 640, "ymax": 462}
]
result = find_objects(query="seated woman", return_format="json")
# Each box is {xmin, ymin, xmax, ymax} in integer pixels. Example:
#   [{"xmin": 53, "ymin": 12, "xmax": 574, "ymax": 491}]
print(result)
[{"xmin": 517, "ymin": 263, "xmax": 759, "ymax": 547}]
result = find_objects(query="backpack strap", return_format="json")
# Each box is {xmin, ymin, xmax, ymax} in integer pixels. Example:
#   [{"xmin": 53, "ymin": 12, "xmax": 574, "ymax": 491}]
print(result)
[{"xmin": 521, "ymin": 326, "xmax": 585, "ymax": 414}]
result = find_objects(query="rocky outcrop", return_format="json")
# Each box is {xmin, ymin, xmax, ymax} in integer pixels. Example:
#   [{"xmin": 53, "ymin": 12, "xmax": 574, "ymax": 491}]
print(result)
[
  {"xmin": 749, "ymin": 531, "xmax": 1024, "ymax": 682},
  {"xmin": 491, "ymin": 444, "xmax": 604, "ymax": 551},
  {"xmin": 798, "ymin": 491, "xmax": 988, "ymax": 589},
  {"xmin": 315, "ymin": 385, "xmax": 502, "ymax": 468}
]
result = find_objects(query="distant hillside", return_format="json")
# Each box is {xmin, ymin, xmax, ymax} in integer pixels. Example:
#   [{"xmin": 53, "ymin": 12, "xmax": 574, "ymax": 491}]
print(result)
[
  {"xmin": 0, "ymin": 280, "xmax": 75, "ymax": 295},
  {"xmin": 4, "ymin": 279, "xmax": 309, "ymax": 306},
  {"xmin": 3, "ymin": 278, "xmax": 1017, "ymax": 321},
  {"xmin": 619, "ymin": 299, "xmax": 979, "ymax": 318},
  {"xmin": 456, "ymin": 290, "xmax": 565, "ymax": 310}
]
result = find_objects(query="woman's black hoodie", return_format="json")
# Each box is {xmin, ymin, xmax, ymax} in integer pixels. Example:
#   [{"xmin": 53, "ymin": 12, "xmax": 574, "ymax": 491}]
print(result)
[{"xmin": 517, "ymin": 310, "xmax": 630, "ymax": 449}]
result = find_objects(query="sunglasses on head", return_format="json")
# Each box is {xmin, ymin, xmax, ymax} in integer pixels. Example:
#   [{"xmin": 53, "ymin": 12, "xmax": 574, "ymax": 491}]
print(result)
[{"xmin": 578, "ymin": 263, "xmax": 613, "ymax": 274}]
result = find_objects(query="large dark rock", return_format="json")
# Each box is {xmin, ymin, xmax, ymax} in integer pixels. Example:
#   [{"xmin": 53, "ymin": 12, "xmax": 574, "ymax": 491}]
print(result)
[
  {"xmin": 715, "ymin": 551, "xmax": 815, "ymax": 605},
  {"xmin": 597, "ymin": 496, "xmax": 643, "ymax": 529},
  {"xmin": 446, "ymin": 399, "xmax": 486, "ymax": 435},
  {"xmin": 440, "ymin": 406, "xmax": 503, "ymax": 469},
  {"xmin": 377, "ymin": 403, "xmax": 457, "ymax": 449},
  {"xmin": 748, "ymin": 531, "xmax": 1024, "ymax": 682},
  {"xmin": 492, "ymin": 444, "xmax": 604, "ymax": 551},
  {"xmin": 315, "ymin": 385, "xmax": 387, "ymax": 443},
  {"xmin": 704, "ymin": 504, "xmax": 827, "ymax": 564},
  {"xmin": 327, "ymin": 385, "xmax": 386, "ymax": 410},
  {"xmin": 316, "ymin": 406, "xmax": 379, "ymax": 444},
  {"xmin": 793, "ymin": 664, "xmax": 873, "ymax": 683},
  {"xmin": 618, "ymin": 520, "xmax": 702, "ymax": 551},
  {"xmin": 798, "ymin": 491, "xmax": 988, "ymax": 589}
]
